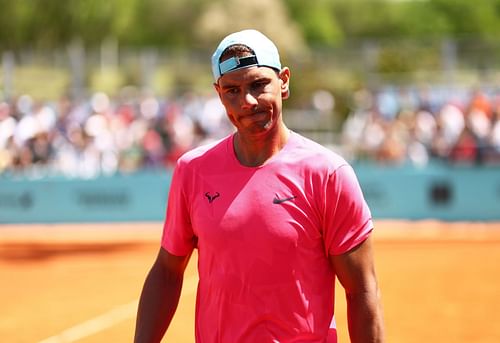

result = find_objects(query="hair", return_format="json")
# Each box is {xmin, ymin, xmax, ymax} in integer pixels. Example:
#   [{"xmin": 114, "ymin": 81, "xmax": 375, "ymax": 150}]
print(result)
[{"xmin": 219, "ymin": 44, "xmax": 255, "ymax": 63}]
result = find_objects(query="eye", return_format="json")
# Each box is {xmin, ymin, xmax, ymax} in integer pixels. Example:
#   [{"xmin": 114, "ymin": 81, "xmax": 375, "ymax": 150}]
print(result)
[
  {"xmin": 225, "ymin": 87, "xmax": 239, "ymax": 95},
  {"xmin": 252, "ymin": 80, "xmax": 268, "ymax": 90}
]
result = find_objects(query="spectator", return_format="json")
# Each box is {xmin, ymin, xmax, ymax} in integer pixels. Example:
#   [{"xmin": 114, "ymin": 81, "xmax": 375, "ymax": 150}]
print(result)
[
  {"xmin": 448, "ymin": 126, "xmax": 479, "ymax": 164},
  {"xmin": 1, "ymin": 84, "xmax": 500, "ymax": 176},
  {"xmin": 341, "ymin": 85, "xmax": 500, "ymax": 166}
]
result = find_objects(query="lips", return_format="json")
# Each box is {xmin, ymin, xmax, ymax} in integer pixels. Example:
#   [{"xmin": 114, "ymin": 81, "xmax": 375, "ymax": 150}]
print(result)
[
  {"xmin": 243, "ymin": 108, "xmax": 262, "ymax": 116},
  {"xmin": 244, "ymin": 106, "xmax": 270, "ymax": 118},
  {"xmin": 240, "ymin": 111, "xmax": 267, "ymax": 123}
]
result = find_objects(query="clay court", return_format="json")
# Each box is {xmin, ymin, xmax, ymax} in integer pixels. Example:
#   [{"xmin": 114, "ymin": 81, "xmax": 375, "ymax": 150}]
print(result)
[{"xmin": 1, "ymin": 220, "xmax": 499, "ymax": 343}]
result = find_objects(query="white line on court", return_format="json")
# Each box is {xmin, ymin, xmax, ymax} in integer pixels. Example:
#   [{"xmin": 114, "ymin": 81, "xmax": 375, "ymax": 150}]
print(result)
[{"xmin": 37, "ymin": 275, "xmax": 198, "ymax": 343}]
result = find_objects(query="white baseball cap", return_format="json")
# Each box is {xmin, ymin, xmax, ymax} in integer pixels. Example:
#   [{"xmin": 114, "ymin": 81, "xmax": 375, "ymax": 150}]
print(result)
[{"xmin": 211, "ymin": 29, "xmax": 282, "ymax": 82}]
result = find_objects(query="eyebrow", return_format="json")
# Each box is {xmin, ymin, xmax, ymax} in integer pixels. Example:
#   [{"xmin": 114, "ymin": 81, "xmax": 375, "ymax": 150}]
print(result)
[{"xmin": 219, "ymin": 76, "xmax": 271, "ymax": 90}]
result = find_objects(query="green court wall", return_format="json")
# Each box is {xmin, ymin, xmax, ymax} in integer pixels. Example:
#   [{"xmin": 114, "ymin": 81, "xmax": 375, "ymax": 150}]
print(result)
[{"xmin": 1, "ymin": 164, "xmax": 499, "ymax": 223}]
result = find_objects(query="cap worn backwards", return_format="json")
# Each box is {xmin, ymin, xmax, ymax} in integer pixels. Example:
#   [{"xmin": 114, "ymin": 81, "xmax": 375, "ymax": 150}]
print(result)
[{"xmin": 211, "ymin": 29, "xmax": 282, "ymax": 82}]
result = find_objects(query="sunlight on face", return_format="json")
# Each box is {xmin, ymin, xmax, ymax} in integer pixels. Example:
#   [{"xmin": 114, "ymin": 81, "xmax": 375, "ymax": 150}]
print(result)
[{"xmin": 215, "ymin": 66, "xmax": 290, "ymax": 137}]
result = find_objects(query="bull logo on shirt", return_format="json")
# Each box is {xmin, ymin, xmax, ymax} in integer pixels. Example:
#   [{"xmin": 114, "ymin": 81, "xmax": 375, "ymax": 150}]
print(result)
[{"xmin": 205, "ymin": 192, "xmax": 220, "ymax": 203}]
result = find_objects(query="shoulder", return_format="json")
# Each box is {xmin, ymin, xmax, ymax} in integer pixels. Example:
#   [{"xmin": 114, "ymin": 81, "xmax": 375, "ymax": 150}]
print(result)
[
  {"xmin": 286, "ymin": 132, "xmax": 349, "ymax": 172},
  {"xmin": 175, "ymin": 134, "xmax": 232, "ymax": 171}
]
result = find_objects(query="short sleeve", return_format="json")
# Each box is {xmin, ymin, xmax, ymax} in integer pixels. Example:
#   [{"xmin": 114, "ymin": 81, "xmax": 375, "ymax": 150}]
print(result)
[
  {"xmin": 323, "ymin": 164, "xmax": 373, "ymax": 256},
  {"xmin": 161, "ymin": 160, "xmax": 196, "ymax": 256}
]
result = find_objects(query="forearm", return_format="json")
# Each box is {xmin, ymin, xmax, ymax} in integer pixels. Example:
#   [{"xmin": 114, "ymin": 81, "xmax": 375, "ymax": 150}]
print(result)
[
  {"xmin": 346, "ymin": 288, "xmax": 385, "ymax": 343},
  {"xmin": 134, "ymin": 263, "xmax": 184, "ymax": 343}
]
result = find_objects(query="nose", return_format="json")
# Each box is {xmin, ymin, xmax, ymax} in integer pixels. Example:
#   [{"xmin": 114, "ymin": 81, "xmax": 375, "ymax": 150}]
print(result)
[{"xmin": 240, "ymin": 90, "xmax": 258, "ymax": 109}]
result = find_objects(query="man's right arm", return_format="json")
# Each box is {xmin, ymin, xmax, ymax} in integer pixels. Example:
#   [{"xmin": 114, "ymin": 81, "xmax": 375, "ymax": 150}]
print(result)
[{"xmin": 134, "ymin": 247, "xmax": 192, "ymax": 343}]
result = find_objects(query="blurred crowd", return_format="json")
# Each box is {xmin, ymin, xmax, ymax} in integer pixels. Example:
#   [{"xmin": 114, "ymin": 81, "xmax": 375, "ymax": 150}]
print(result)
[
  {"xmin": 341, "ymin": 86, "xmax": 500, "ymax": 167},
  {"xmin": 1, "ymin": 85, "xmax": 499, "ymax": 178},
  {"xmin": 0, "ymin": 89, "xmax": 232, "ymax": 178}
]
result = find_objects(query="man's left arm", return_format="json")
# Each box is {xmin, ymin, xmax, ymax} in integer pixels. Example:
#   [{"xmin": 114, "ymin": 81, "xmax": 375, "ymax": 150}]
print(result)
[{"xmin": 330, "ymin": 235, "xmax": 385, "ymax": 343}]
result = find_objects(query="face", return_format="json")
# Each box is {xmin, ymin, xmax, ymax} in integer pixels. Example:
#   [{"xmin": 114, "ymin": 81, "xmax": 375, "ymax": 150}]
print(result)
[{"xmin": 214, "ymin": 66, "xmax": 290, "ymax": 137}]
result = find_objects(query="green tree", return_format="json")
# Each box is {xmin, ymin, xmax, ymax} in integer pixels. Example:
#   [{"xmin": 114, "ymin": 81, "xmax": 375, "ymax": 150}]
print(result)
[
  {"xmin": 329, "ymin": 0, "xmax": 500, "ymax": 41},
  {"xmin": 0, "ymin": 0, "xmax": 35, "ymax": 50},
  {"xmin": 70, "ymin": 0, "xmax": 136, "ymax": 47},
  {"xmin": 430, "ymin": 0, "xmax": 500, "ymax": 40},
  {"xmin": 194, "ymin": 0, "xmax": 306, "ymax": 54},
  {"xmin": 286, "ymin": 0, "xmax": 343, "ymax": 46},
  {"xmin": 0, "ymin": 0, "xmax": 137, "ymax": 50},
  {"xmin": 120, "ymin": 0, "xmax": 207, "ymax": 47}
]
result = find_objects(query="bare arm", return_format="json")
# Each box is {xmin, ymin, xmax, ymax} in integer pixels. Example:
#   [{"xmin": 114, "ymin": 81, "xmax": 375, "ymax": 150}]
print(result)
[
  {"xmin": 134, "ymin": 247, "xmax": 192, "ymax": 343},
  {"xmin": 330, "ymin": 235, "xmax": 385, "ymax": 343}
]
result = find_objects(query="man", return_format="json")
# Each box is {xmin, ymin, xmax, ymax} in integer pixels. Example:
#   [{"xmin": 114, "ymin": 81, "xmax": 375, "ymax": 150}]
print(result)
[{"xmin": 135, "ymin": 29, "xmax": 384, "ymax": 343}]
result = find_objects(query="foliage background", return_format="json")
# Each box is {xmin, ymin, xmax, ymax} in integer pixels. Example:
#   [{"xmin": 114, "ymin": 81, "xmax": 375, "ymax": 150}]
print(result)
[
  {"xmin": 2, "ymin": 0, "xmax": 499, "ymax": 50},
  {"xmin": 1, "ymin": 0, "xmax": 500, "ymax": 123}
]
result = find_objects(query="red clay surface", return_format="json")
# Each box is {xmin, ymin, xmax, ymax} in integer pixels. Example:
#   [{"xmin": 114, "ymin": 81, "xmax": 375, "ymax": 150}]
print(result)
[{"xmin": 1, "ymin": 220, "xmax": 500, "ymax": 343}]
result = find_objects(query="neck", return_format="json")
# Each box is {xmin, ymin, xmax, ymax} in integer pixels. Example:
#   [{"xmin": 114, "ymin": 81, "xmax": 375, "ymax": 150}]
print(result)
[{"xmin": 233, "ymin": 124, "xmax": 290, "ymax": 167}]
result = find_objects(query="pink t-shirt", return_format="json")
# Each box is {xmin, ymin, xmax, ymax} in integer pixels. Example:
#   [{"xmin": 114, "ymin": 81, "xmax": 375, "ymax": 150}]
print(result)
[{"xmin": 162, "ymin": 132, "xmax": 373, "ymax": 343}]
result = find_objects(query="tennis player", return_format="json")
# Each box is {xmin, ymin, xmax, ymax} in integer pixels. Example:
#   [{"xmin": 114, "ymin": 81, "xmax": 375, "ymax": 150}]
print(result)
[{"xmin": 134, "ymin": 29, "xmax": 385, "ymax": 343}]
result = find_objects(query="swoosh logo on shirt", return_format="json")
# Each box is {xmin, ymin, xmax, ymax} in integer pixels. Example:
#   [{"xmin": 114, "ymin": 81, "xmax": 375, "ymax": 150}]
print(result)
[{"xmin": 273, "ymin": 195, "xmax": 297, "ymax": 204}]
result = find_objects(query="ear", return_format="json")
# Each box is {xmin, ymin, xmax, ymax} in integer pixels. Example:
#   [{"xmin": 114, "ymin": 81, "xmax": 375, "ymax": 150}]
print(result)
[
  {"xmin": 279, "ymin": 67, "xmax": 291, "ymax": 99},
  {"xmin": 213, "ymin": 82, "xmax": 220, "ymax": 95},
  {"xmin": 213, "ymin": 82, "xmax": 224, "ymax": 102}
]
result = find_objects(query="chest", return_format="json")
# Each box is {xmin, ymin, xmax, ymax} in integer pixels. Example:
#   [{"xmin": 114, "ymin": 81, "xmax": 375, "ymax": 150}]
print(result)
[{"xmin": 188, "ymin": 168, "xmax": 323, "ymax": 254}]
